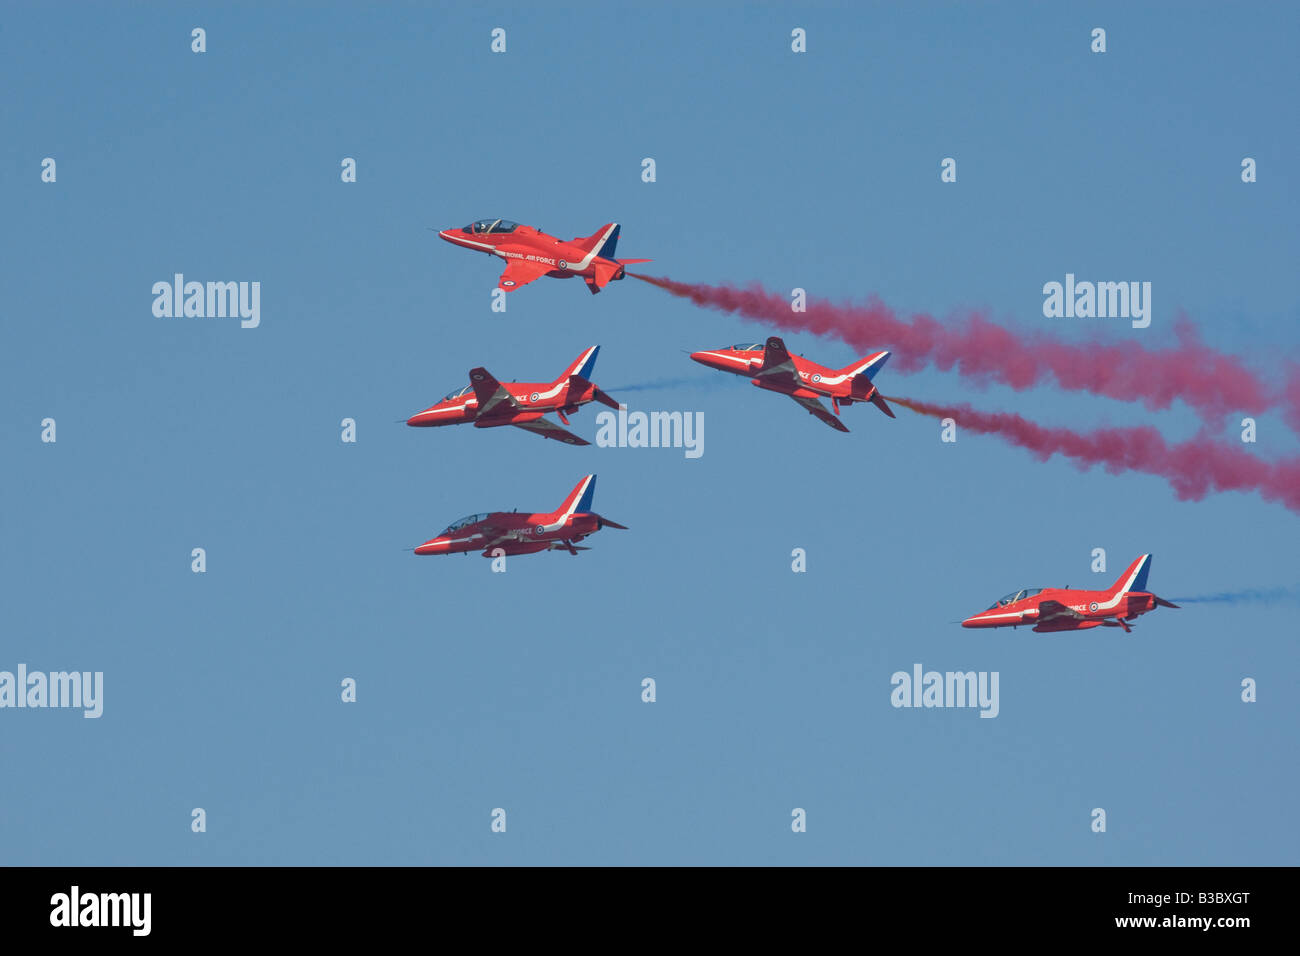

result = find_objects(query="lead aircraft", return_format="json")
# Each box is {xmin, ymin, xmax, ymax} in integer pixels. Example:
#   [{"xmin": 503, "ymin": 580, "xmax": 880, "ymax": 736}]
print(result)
[{"xmin": 438, "ymin": 219, "xmax": 651, "ymax": 294}]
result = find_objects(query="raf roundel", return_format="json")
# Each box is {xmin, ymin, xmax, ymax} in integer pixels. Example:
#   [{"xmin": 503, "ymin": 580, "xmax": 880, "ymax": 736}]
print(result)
[
  {"xmin": 558, "ymin": 259, "xmax": 568, "ymax": 270},
  {"xmin": 812, "ymin": 373, "xmax": 822, "ymax": 383},
  {"xmin": 502, "ymin": 279, "xmax": 516, "ymax": 288},
  {"xmin": 530, "ymin": 392, "xmax": 540, "ymax": 402},
  {"xmin": 1089, "ymin": 601, "xmax": 1099, "ymax": 612}
]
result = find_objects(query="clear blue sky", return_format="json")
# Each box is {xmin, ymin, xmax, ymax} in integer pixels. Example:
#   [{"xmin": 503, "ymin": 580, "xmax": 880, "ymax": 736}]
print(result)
[{"xmin": 2, "ymin": 2, "xmax": 1296, "ymax": 865}]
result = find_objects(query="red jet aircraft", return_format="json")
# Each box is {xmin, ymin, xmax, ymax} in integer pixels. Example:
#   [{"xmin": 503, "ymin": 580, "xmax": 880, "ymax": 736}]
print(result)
[
  {"xmin": 406, "ymin": 346, "xmax": 619, "ymax": 445},
  {"xmin": 414, "ymin": 475, "xmax": 626, "ymax": 557},
  {"xmin": 438, "ymin": 219, "xmax": 651, "ymax": 294},
  {"xmin": 689, "ymin": 336, "xmax": 894, "ymax": 432},
  {"xmin": 961, "ymin": 554, "xmax": 1179, "ymax": 633}
]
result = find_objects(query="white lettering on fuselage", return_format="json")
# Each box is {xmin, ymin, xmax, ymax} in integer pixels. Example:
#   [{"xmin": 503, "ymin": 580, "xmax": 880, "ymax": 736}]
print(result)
[{"xmin": 501, "ymin": 250, "xmax": 559, "ymax": 267}]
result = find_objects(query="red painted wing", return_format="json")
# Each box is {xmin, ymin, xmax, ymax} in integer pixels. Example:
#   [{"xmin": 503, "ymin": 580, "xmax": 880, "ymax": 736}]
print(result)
[
  {"xmin": 467, "ymin": 367, "xmax": 518, "ymax": 418},
  {"xmin": 512, "ymin": 418, "xmax": 589, "ymax": 445},
  {"xmin": 1035, "ymin": 599, "xmax": 1084, "ymax": 624},
  {"xmin": 753, "ymin": 336, "xmax": 801, "ymax": 390},
  {"xmin": 497, "ymin": 258, "xmax": 551, "ymax": 291},
  {"xmin": 790, "ymin": 394, "xmax": 849, "ymax": 432}
]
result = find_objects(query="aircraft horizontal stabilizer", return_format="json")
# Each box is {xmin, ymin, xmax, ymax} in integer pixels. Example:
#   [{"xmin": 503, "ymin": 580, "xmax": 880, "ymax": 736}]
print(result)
[{"xmin": 590, "ymin": 385, "xmax": 621, "ymax": 410}]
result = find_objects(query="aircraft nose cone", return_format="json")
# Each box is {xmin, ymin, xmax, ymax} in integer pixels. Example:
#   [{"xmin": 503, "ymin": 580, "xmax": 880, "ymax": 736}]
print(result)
[
  {"xmin": 438, "ymin": 229, "xmax": 456, "ymax": 242},
  {"xmin": 414, "ymin": 541, "xmax": 439, "ymax": 555},
  {"xmin": 960, "ymin": 615, "xmax": 979, "ymax": 628},
  {"xmin": 689, "ymin": 351, "xmax": 710, "ymax": 366},
  {"xmin": 406, "ymin": 408, "xmax": 443, "ymax": 426}
]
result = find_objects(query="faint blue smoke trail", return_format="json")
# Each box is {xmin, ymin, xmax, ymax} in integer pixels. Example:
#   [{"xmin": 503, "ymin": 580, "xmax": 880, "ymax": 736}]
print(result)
[
  {"xmin": 1168, "ymin": 587, "xmax": 1299, "ymax": 605},
  {"xmin": 608, "ymin": 376, "xmax": 729, "ymax": 393}
]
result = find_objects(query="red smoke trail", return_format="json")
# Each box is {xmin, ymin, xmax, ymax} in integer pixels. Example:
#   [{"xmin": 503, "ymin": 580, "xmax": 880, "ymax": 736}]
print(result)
[
  {"xmin": 885, "ymin": 395, "xmax": 1300, "ymax": 514},
  {"xmin": 630, "ymin": 274, "xmax": 1285, "ymax": 428}
]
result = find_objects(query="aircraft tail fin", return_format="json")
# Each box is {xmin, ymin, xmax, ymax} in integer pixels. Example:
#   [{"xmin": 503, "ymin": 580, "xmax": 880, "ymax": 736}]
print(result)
[
  {"xmin": 840, "ymin": 350, "xmax": 891, "ymax": 382},
  {"xmin": 1107, "ymin": 554, "xmax": 1153, "ymax": 597},
  {"xmin": 559, "ymin": 346, "xmax": 600, "ymax": 383},
  {"xmin": 573, "ymin": 222, "xmax": 619, "ymax": 257},
  {"xmin": 843, "ymin": 351, "xmax": 894, "ymax": 417},
  {"xmin": 594, "ymin": 223, "xmax": 620, "ymax": 259},
  {"xmin": 555, "ymin": 475, "xmax": 597, "ymax": 518}
]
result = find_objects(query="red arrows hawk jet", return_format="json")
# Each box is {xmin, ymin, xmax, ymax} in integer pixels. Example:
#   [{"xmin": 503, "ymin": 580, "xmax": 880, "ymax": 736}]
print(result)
[
  {"xmin": 690, "ymin": 336, "xmax": 894, "ymax": 432},
  {"xmin": 961, "ymin": 554, "xmax": 1179, "ymax": 633},
  {"xmin": 438, "ymin": 219, "xmax": 651, "ymax": 294},
  {"xmin": 406, "ymin": 346, "xmax": 619, "ymax": 445},
  {"xmin": 414, "ymin": 475, "xmax": 626, "ymax": 557}
]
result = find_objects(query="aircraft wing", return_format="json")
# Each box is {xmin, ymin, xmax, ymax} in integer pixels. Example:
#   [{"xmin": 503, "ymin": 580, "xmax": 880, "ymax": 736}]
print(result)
[
  {"xmin": 511, "ymin": 417, "xmax": 589, "ymax": 446},
  {"xmin": 756, "ymin": 336, "xmax": 797, "ymax": 374},
  {"xmin": 468, "ymin": 368, "xmax": 518, "ymax": 418},
  {"xmin": 1036, "ymin": 599, "xmax": 1085, "ymax": 624},
  {"xmin": 477, "ymin": 526, "xmax": 528, "ymax": 551},
  {"xmin": 790, "ymin": 394, "xmax": 849, "ymax": 432},
  {"xmin": 497, "ymin": 258, "xmax": 552, "ymax": 291},
  {"xmin": 749, "ymin": 336, "xmax": 804, "ymax": 395}
]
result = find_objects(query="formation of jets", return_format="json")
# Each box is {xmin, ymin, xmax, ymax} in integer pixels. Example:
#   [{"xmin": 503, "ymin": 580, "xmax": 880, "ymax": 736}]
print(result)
[
  {"xmin": 961, "ymin": 554, "xmax": 1178, "ymax": 633},
  {"xmin": 415, "ymin": 216, "xmax": 1183, "ymax": 636}
]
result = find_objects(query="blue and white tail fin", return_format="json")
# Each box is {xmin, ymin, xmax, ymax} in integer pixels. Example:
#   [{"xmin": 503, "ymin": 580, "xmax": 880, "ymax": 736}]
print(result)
[
  {"xmin": 1109, "ymin": 554, "xmax": 1153, "ymax": 596},
  {"xmin": 841, "ymin": 350, "xmax": 891, "ymax": 381},
  {"xmin": 574, "ymin": 223, "xmax": 620, "ymax": 258},
  {"xmin": 843, "ymin": 351, "xmax": 895, "ymax": 418},
  {"xmin": 556, "ymin": 475, "xmax": 596, "ymax": 518},
  {"xmin": 595, "ymin": 224, "xmax": 620, "ymax": 260},
  {"xmin": 560, "ymin": 346, "xmax": 600, "ymax": 383}
]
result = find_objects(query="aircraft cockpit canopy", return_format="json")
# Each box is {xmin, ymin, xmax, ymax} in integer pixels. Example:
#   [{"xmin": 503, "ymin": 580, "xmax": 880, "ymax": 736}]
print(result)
[
  {"xmin": 987, "ymin": 587, "xmax": 1045, "ymax": 609},
  {"xmin": 441, "ymin": 513, "xmax": 490, "ymax": 535},
  {"xmin": 464, "ymin": 219, "xmax": 518, "ymax": 235},
  {"xmin": 730, "ymin": 343, "xmax": 764, "ymax": 351},
  {"xmin": 442, "ymin": 384, "xmax": 474, "ymax": 402}
]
